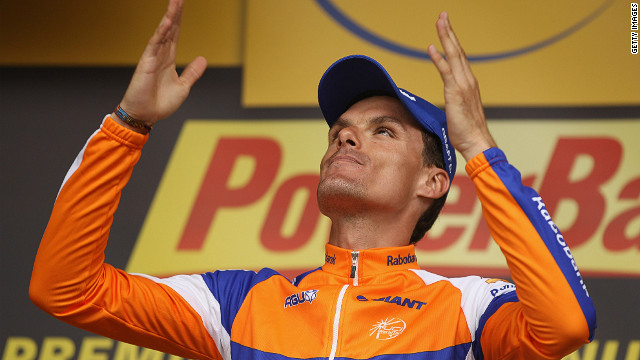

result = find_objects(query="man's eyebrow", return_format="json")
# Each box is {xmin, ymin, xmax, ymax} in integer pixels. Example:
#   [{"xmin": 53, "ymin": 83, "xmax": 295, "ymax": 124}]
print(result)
[
  {"xmin": 332, "ymin": 117, "xmax": 351, "ymax": 129},
  {"xmin": 332, "ymin": 116, "xmax": 406, "ymax": 129},
  {"xmin": 370, "ymin": 115, "xmax": 406, "ymax": 128}
]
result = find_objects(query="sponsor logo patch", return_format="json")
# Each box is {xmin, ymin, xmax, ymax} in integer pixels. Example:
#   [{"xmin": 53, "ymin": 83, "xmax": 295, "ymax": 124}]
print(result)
[
  {"xmin": 357, "ymin": 295, "xmax": 426, "ymax": 310},
  {"xmin": 490, "ymin": 284, "xmax": 516, "ymax": 297},
  {"xmin": 284, "ymin": 289, "xmax": 319, "ymax": 308},
  {"xmin": 369, "ymin": 318, "xmax": 406, "ymax": 340},
  {"xmin": 325, "ymin": 252, "xmax": 336, "ymax": 265},
  {"xmin": 386, "ymin": 253, "xmax": 416, "ymax": 266}
]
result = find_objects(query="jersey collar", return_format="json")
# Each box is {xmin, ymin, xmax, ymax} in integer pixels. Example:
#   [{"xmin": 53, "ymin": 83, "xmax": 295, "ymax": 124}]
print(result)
[{"xmin": 322, "ymin": 243, "xmax": 419, "ymax": 282}]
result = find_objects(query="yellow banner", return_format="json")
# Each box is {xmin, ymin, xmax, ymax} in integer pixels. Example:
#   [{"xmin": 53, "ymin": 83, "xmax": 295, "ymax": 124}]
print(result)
[
  {"xmin": 126, "ymin": 119, "xmax": 640, "ymax": 277},
  {"xmin": 4, "ymin": 336, "xmax": 637, "ymax": 359},
  {"xmin": 0, "ymin": 0, "xmax": 243, "ymax": 66},
  {"xmin": 243, "ymin": 0, "xmax": 640, "ymax": 107}
]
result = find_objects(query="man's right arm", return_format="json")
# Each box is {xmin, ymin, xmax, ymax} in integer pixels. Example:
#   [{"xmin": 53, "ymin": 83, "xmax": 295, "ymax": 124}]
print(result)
[
  {"xmin": 29, "ymin": 116, "xmax": 225, "ymax": 360},
  {"xmin": 29, "ymin": 1, "xmax": 216, "ymax": 356}
]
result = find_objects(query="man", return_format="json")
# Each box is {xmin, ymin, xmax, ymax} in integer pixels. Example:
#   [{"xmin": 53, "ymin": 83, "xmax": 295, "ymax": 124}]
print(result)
[{"xmin": 30, "ymin": 0, "xmax": 596, "ymax": 359}]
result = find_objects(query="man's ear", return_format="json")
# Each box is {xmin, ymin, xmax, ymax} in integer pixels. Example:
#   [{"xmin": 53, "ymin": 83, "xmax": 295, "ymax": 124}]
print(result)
[{"xmin": 416, "ymin": 167, "xmax": 450, "ymax": 200}]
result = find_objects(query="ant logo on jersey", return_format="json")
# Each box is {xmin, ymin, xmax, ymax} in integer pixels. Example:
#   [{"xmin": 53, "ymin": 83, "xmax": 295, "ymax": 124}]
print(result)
[
  {"xmin": 369, "ymin": 318, "xmax": 406, "ymax": 340},
  {"xmin": 357, "ymin": 295, "xmax": 427, "ymax": 310},
  {"xmin": 284, "ymin": 289, "xmax": 319, "ymax": 308}
]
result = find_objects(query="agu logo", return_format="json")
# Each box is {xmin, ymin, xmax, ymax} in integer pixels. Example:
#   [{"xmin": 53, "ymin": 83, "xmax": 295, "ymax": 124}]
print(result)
[
  {"xmin": 284, "ymin": 289, "xmax": 319, "ymax": 308},
  {"xmin": 369, "ymin": 318, "xmax": 407, "ymax": 340}
]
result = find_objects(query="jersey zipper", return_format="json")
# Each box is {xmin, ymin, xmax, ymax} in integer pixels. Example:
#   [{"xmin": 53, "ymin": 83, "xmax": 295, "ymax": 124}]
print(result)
[
  {"xmin": 329, "ymin": 284, "xmax": 349, "ymax": 360},
  {"xmin": 329, "ymin": 252, "xmax": 359, "ymax": 359},
  {"xmin": 350, "ymin": 250, "xmax": 360, "ymax": 286},
  {"xmin": 329, "ymin": 251, "xmax": 358, "ymax": 359}
]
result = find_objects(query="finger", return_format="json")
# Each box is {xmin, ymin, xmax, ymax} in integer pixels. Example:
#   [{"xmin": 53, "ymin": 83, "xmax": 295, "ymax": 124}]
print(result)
[
  {"xmin": 439, "ymin": 12, "xmax": 475, "ymax": 82},
  {"xmin": 442, "ymin": 13, "xmax": 464, "ymax": 56},
  {"xmin": 170, "ymin": 0, "xmax": 185, "ymax": 24},
  {"xmin": 435, "ymin": 13, "xmax": 456, "ymax": 58},
  {"xmin": 435, "ymin": 13, "xmax": 465, "ymax": 77},
  {"xmin": 145, "ymin": 0, "xmax": 183, "ymax": 53},
  {"xmin": 168, "ymin": 0, "xmax": 184, "ymax": 43},
  {"xmin": 427, "ymin": 44, "xmax": 454, "ymax": 84},
  {"xmin": 131, "ymin": 1, "xmax": 182, "ymax": 73},
  {"xmin": 180, "ymin": 56, "xmax": 207, "ymax": 89}
]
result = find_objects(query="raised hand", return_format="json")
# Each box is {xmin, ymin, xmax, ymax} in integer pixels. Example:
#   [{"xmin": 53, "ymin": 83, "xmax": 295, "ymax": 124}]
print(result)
[
  {"xmin": 427, "ymin": 12, "xmax": 497, "ymax": 161},
  {"xmin": 114, "ymin": 0, "xmax": 207, "ymax": 132}
]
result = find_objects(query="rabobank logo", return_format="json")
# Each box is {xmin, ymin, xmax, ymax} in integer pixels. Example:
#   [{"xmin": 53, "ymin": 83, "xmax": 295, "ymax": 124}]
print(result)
[
  {"xmin": 314, "ymin": 0, "xmax": 613, "ymax": 61},
  {"xmin": 386, "ymin": 253, "xmax": 416, "ymax": 266},
  {"xmin": 284, "ymin": 290, "xmax": 319, "ymax": 308}
]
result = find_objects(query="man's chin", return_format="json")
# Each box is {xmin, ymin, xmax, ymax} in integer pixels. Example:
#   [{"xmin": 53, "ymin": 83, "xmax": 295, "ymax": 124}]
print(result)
[{"xmin": 317, "ymin": 177, "xmax": 367, "ymax": 215}]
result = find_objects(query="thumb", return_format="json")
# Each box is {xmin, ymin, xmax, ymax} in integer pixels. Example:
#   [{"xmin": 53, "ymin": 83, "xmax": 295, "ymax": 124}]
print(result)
[{"xmin": 180, "ymin": 56, "xmax": 207, "ymax": 89}]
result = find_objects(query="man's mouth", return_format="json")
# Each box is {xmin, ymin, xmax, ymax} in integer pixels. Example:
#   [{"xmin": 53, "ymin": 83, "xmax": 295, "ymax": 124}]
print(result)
[{"xmin": 329, "ymin": 154, "xmax": 363, "ymax": 166}]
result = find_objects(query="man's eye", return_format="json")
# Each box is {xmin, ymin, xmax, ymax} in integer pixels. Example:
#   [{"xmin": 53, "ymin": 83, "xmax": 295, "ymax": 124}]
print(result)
[
  {"xmin": 328, "ymin": 130, "xmax": 340, "ymax": 142},
  {"xmin": 376, "ymin": 127, "xmax": 392, "ymax": 136}
]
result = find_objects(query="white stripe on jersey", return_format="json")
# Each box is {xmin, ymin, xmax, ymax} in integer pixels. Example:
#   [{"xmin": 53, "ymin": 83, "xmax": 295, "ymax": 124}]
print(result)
[
  {"xmin": 56, "ymin": 122, "xmax": 103, "ymax": 199},
  {"xmin": 409, "ymin": 269, "xmax": 516, "ymax": 341},
  {"xmin": 132, "ymin": 273, "xmax": 232, "ymax": 360}
]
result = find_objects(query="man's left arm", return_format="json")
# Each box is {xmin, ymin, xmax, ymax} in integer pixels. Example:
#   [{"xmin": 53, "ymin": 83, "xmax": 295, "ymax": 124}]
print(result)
[
  {"xmin": 427, "ymin": 12, "xmax": 596, "ymax": 359},
  {"xmin": 466, "ymin": 148, "xmax": 596, "ymax": 359}
]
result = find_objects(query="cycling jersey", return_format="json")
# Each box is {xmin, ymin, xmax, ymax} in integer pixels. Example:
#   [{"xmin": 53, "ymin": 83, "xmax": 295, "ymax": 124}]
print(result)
[{"xmin": 30, "ymin": 116, "xmax": 596, "ymax": 359}]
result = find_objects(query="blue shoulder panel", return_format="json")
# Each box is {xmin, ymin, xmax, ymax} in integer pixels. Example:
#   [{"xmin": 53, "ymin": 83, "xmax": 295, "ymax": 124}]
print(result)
[
  {"xmin": 472, "ymin": 290, "xmax": 519, "ymax": 360},
  {"xmin": 201, "ymin": 268, "xmax": 282, "ymax": 334},
  {"xmin": 291, "ymin": 267, "xmax": 322, "ymax": 286}
]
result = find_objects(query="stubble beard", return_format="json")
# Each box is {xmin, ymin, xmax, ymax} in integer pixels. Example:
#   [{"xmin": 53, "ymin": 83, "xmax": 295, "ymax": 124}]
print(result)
[{"xmin": 317, "ymin": 176, "xmax": 369, "ymax": 219}]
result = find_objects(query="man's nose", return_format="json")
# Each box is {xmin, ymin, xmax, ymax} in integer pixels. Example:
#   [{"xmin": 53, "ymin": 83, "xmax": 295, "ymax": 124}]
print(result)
[{"xmin": 337, "ymin": 127, "xmax": 360, "ymax": 148}]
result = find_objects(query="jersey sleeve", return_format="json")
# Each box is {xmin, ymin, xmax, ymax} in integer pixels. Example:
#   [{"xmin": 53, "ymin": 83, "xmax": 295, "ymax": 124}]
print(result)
[
  {"xmin": 466, "ymin": 148, "xmax": 596, "ymax": 359},
  {"xmin": 29, "ymin": 116, "xmax": 225, "ymax": 360}
]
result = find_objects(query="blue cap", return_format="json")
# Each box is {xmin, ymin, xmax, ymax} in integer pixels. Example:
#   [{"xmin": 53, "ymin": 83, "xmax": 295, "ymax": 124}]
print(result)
[{"xmin": 317, "ymin": 55, "xmax": 456, "ymax": 183}]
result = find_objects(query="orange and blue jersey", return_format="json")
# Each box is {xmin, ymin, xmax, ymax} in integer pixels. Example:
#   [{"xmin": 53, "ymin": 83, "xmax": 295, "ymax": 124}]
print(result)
[{"xmin": 30, "ymin": 116, "xmax": 596, "ymax": 360}]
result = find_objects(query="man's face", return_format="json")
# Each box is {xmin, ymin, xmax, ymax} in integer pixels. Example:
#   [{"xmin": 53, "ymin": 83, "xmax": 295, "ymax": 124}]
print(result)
[{"xmin": 317, "ymin": 96, "xmax": 429, "ymax": 217}]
